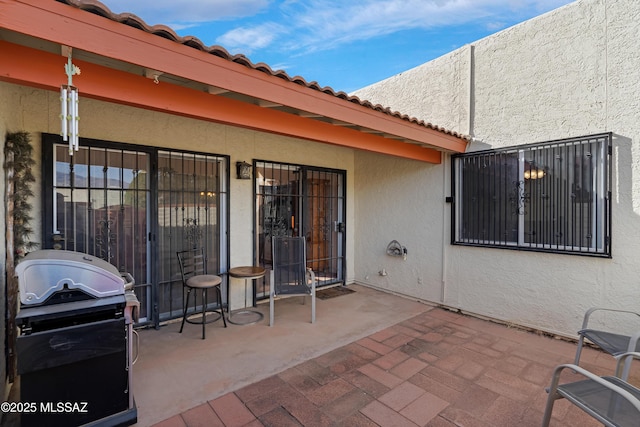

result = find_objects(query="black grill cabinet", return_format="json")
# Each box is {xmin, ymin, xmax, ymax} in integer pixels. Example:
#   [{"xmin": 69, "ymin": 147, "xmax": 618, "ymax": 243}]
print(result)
[{"xmin": 14, "ymin": 250, "xmax": 138, "ymax": 427}]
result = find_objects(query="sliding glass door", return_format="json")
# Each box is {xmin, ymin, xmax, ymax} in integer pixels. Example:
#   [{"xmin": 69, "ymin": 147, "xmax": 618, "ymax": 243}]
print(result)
[
  {"xmin": 42, "ymin": 134, "xmax": 229, "ymax": 327},
  {"xmin": 255, "ymin": 161, "xmax": 345, "ymax": 300}
]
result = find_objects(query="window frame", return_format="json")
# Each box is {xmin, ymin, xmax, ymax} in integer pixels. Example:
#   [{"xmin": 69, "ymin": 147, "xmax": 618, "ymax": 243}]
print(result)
[{"xmin": 451, "ymin": 133, "xmax": 612, "ymax": 257}]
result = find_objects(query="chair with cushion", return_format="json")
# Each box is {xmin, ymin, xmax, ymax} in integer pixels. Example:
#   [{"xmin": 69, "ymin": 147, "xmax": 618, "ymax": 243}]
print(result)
[
  {"xmin": 177, "ymin": 248, "xmax": 226, "ymax": 339},
  {"xmin": 269, "ymin": 236, "xmax": 316, "ymax": 327},
  {"xmin": 542, "ymin": 352, "xmax": 640, "ymax": 427},
  {"xmin": 574, "ymin": 307, "xmax": 640, "ymax": 378}
]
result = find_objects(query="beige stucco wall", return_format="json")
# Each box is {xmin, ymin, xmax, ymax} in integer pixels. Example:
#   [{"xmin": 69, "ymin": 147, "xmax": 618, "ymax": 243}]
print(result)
[
  {"xmin": 354, "ymin": 151, "xmax": 448, "ymax": 303},
  {"xmin": 354, "ymin": 0, "xmax": 640, "ymax": 337},
  {"xmin": 0, "ymin": 80, "xmax": 357, "ymax": 315}
]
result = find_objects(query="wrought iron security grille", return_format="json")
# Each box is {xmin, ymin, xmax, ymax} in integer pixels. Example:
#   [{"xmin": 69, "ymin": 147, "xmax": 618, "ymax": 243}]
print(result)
[
  {"xmin": 255, "ymin": 161, "xmax": 346, "ymax": 299},
  {"xmin": 43, "ymin": 134, "xmax": 229, "ymax": 327},
  {"xmin": 452, "ymin": 133, "xmax": 611, "ymax": 257},
  {"xmin": 156, "ymin": 151, "xmax": 228, "ymax": 322},
  {"xmin": 48, "ymin": 142, "xmax": 151, "ymax": 320}
]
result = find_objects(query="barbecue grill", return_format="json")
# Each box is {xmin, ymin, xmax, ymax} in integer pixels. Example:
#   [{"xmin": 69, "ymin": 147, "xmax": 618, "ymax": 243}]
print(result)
[{"xmin": 15, "ymin": 249, "xmax": 139, "ymax": 427}]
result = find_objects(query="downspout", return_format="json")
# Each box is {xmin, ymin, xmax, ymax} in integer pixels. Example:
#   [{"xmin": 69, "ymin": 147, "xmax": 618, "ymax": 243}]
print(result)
[
  {"xmin": 441, "ymin": 43, "xmax": 474, "ymax": 305},
  {"xmin": 441, "ymin": 154, "xmax": 448, "ymax": 304}
]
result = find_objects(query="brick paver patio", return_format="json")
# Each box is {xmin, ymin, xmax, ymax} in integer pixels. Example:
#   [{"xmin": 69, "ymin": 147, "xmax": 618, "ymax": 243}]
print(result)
[{"xmin": 150, "ymin": 307, "xmax": 622, "ymax": 427}]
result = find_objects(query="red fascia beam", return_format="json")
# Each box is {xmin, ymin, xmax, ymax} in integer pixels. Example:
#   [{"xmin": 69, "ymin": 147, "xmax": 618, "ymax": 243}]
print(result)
[
  {"xmin": 0, "ymin": 0, "xmax": 467, "ymax": 154},
  {"xmin": 0, "ymin": 41, "xmax": 443, "ymax": 163}
]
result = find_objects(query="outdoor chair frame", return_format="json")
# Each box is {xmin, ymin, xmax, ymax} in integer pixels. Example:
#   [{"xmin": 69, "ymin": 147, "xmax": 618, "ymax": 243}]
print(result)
[
  {"xmin": 269, "ymin": 236, "xmax": 316, "ymax": 327},
  {"xmin": 543, "ymin": 352, "xmax": 640, "ymax": 427},
  {"xmin": 574, "ymin": 307, "xmax": 640, "ymax": 379}
]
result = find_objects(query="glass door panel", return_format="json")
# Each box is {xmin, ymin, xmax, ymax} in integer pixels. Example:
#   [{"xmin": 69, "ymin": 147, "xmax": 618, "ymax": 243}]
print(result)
[
  {"xmin": 44, "ymin": 135, "xmax": 229, "ymax": 327},
  {"xmin": 255, "ymin": 162, "xmax": 345, "ymax": 300},
  {"xmin": 156, "ymin": 151, "xmax": 228, "ymax": 322},
  {"xmin": 52, "ymin": 144, "xmax": 151, "ymax": 322}
]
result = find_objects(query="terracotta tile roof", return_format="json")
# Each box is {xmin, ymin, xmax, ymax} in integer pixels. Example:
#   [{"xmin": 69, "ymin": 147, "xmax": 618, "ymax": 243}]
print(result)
[{"xmin": 58, "ymin": 0, "xmax": 469, "ymax": 141}]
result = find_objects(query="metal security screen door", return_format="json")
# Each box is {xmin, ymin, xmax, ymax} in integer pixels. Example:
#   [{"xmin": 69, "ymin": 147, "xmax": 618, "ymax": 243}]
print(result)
[
  {"xmin": 43, "ymin": 137, "xmax": 152, "ymax": 322},
  {"xmin": 156, "ymin": 151, "xmax": 228, "ymax": 322},
  {"xmin": 42, "ymin": 135, "xmax": 228, "ymax": 326},
  {"xmin": 255, "ymin": 161, "xmax": 345, "ymax": 299}
]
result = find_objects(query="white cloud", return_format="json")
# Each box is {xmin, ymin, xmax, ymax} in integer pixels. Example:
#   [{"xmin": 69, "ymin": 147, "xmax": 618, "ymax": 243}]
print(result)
[
  {"xmin": 98, "ymin": 0, "xmax": 270, "ymax": 24},
  {"xmin": 276, "ymin": 0, "xmax": 574, "ymax": 51},
  {"xmin": 99, "ymin": 0, "xmax": 574, "ymax": 54},
  {"xmin": 214, "ymin": 0, "xmax": 573, "ymax": 54},
  {"xmin": 216, "ymin": 23, "xmax": 286, "ymax": 54}
]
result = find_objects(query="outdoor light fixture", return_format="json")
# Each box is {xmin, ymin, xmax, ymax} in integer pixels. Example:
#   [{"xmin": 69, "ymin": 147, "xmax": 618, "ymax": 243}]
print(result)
[
  {"xmin": 60, "ymin": 47, "xmax": 81, "ymax": 155},
  {"xmin": 524, "ymin": 167, "xmax": 546, "ymax": 180},
  {"xmin": 236, "ymin": 161, "xmax": 252, "ymax": 179}
]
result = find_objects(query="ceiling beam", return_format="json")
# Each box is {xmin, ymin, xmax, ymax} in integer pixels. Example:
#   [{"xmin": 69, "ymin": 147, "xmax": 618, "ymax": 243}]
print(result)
[
  {"xmin": 207, "ymin": 86, "xmax": 229, "ymax": 95},
  {"xmin": 257, "ymin": 100, "xmax": 283, "ymax": 108}
]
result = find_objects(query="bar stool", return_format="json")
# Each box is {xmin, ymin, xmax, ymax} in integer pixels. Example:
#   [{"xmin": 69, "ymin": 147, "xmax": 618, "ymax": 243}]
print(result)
[{"xmin": 177, "ymin": 248, "xmax": 227, "ymax": 339}]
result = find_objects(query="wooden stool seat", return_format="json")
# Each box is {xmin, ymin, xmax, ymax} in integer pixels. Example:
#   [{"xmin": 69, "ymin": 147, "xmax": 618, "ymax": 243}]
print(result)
[{"xmin": 186, "ymin": 274, "xmax": 222, "ymax": 288}]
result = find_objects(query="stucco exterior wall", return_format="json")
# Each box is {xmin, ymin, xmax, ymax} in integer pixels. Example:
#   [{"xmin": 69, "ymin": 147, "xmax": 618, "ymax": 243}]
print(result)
[
  {"xmin": 354, "ymin": 0, "xmax": 640, "ymax": 337},
  {"xmin": 354, "ymin": 151, "xmax": 448, "ymax": 303},
  {"xmin": 0, "ymin": 80, "xmax": 357, "ymax": 318}
]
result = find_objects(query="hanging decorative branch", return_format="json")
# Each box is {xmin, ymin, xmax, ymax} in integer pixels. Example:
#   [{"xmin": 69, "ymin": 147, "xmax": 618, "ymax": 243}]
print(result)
[
  {"xmin": 4, "ymin": 130, "xmax": 38, "ymax": 382},
  {"xmin": 5, "ymin": 131, "xmax": 38, "ymax": 260}
]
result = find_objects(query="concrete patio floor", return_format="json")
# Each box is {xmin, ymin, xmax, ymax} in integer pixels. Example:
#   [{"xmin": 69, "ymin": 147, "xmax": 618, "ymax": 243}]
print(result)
[{"xmin": 133, "ymin": 284, "xmax": 633, "ymax": 427}]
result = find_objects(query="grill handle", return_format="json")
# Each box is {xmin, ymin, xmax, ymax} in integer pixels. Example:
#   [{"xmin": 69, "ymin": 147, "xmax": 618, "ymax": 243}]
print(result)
[
  {"xmin": 132, "ymin": 329, "xmax": 139, "ymax": 365},
  {"xmin": 122, "ymin": 272, "xmax": 135, "ymax": 291}
]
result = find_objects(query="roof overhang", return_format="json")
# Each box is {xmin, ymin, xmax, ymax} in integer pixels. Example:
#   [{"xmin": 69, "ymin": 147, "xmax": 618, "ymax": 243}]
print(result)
[{"xmin": 0, "ymin": 0, "xmax": 469, "ymax": 163}]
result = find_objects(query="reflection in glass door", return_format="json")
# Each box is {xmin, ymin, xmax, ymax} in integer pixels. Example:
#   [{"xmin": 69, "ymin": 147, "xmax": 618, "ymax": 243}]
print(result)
[
  {"xmin": 43, "ymin": 135, "xmax": 229, "ymax": 327},
  {"xmin": 255, "ymin": 161, "xmax": 345, "ymax": 300},
  {"xmin": 48, "ymin": 142, "xmax": 151, "ymax": 321},
  {"xmin": 156, "ymin": 151, "xmax": 228, "ymax": 322}
]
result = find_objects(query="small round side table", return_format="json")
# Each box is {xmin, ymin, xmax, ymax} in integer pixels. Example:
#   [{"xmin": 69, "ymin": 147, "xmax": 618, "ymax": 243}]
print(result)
[{"xmin": 228, "ymin": 266, "xmax": 266, "ymax": 325}]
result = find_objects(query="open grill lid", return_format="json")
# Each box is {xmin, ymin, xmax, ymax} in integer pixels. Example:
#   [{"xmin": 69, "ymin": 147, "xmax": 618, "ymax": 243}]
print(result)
[{"xmin": 15, "ymin": 250, "xmax": 127, "ymax": 306}]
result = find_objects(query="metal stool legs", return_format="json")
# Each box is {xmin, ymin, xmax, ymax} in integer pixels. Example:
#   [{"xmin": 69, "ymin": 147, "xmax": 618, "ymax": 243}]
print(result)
[
  {"xmin": 179, "ymin": 285, "xmax": 227, "ymax": 339},
  {"xmin": 179, "ymin": 287, "xmax": 192, "ymax": 335},
  {"xmin": 215, "ymin": 286, "xmax": 227, "ymax": 329}
]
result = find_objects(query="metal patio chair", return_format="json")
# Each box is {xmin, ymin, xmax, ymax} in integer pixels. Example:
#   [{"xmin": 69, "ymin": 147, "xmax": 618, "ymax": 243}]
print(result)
[
  {"xmin": 177, "ymin": 248, "xmax": 226, "ymax": 339},
  {"xmin": 542, "ymin": 352, "xmax": 640, "ymax": 427},
  {"xmin": 574, "ymin": 307, "xmax": 640, "ymax": 378},
  {"xmin": 269, "ymin": 236, "xmax": 316, "ymax": 327}
]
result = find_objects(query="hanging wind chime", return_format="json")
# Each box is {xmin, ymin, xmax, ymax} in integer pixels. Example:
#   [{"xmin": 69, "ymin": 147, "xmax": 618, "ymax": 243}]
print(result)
[{"xmin": 60, "ymin": 48, "xmax": 81, "ymax": 155}]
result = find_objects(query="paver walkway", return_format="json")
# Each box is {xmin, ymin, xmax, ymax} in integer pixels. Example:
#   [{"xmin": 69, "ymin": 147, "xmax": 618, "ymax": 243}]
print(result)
[{"xmin": 151, "ymin": 307, "xmax": 619, "ymax": 427}]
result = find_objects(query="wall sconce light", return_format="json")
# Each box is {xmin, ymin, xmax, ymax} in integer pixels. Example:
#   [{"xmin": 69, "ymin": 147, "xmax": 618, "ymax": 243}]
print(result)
[{"xmin": 236, "ymin": 161, "xmax": 252, "ymax": 179}]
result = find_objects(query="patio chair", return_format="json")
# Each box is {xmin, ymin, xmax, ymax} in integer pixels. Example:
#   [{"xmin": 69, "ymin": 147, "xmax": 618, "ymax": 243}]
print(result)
[
  {"xmin": 574, "ymin": 307, "xmax": 640, "ymax": 378},
  {"xmin": 269, "ymin": 236, "xmax": 316, "ymax": 326},
  {"xmin": 542, "ymin": 352, "xmax": 640, "ymax": 427},
  {"xmin": 177, "ymin": 248, "xmax": 226, "ymax": 339}
]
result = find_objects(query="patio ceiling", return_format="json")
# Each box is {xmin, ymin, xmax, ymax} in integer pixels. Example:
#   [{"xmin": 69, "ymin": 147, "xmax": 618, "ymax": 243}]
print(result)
[{"xmin": 0, "ymin": 0, "xmax": 469, "ymax": 163}]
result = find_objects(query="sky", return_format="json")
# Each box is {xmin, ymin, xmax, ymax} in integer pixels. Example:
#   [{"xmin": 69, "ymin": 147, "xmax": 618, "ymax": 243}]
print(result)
[{"xmin": 96, "ymin": 0, "xmax": 575, "ymax": 94}]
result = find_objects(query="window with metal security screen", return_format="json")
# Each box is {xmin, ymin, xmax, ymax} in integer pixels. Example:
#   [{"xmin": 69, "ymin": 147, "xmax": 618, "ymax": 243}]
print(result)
[{"xmin": 452, "ymin": 133, "xmax": 611, "ymax": 257}]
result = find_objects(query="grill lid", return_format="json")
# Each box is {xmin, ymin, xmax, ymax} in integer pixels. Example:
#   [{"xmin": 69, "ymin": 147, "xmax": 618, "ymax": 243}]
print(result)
[{"xmin": 15, "ymin": 250, "xmax": 127, "ymax": 305}]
